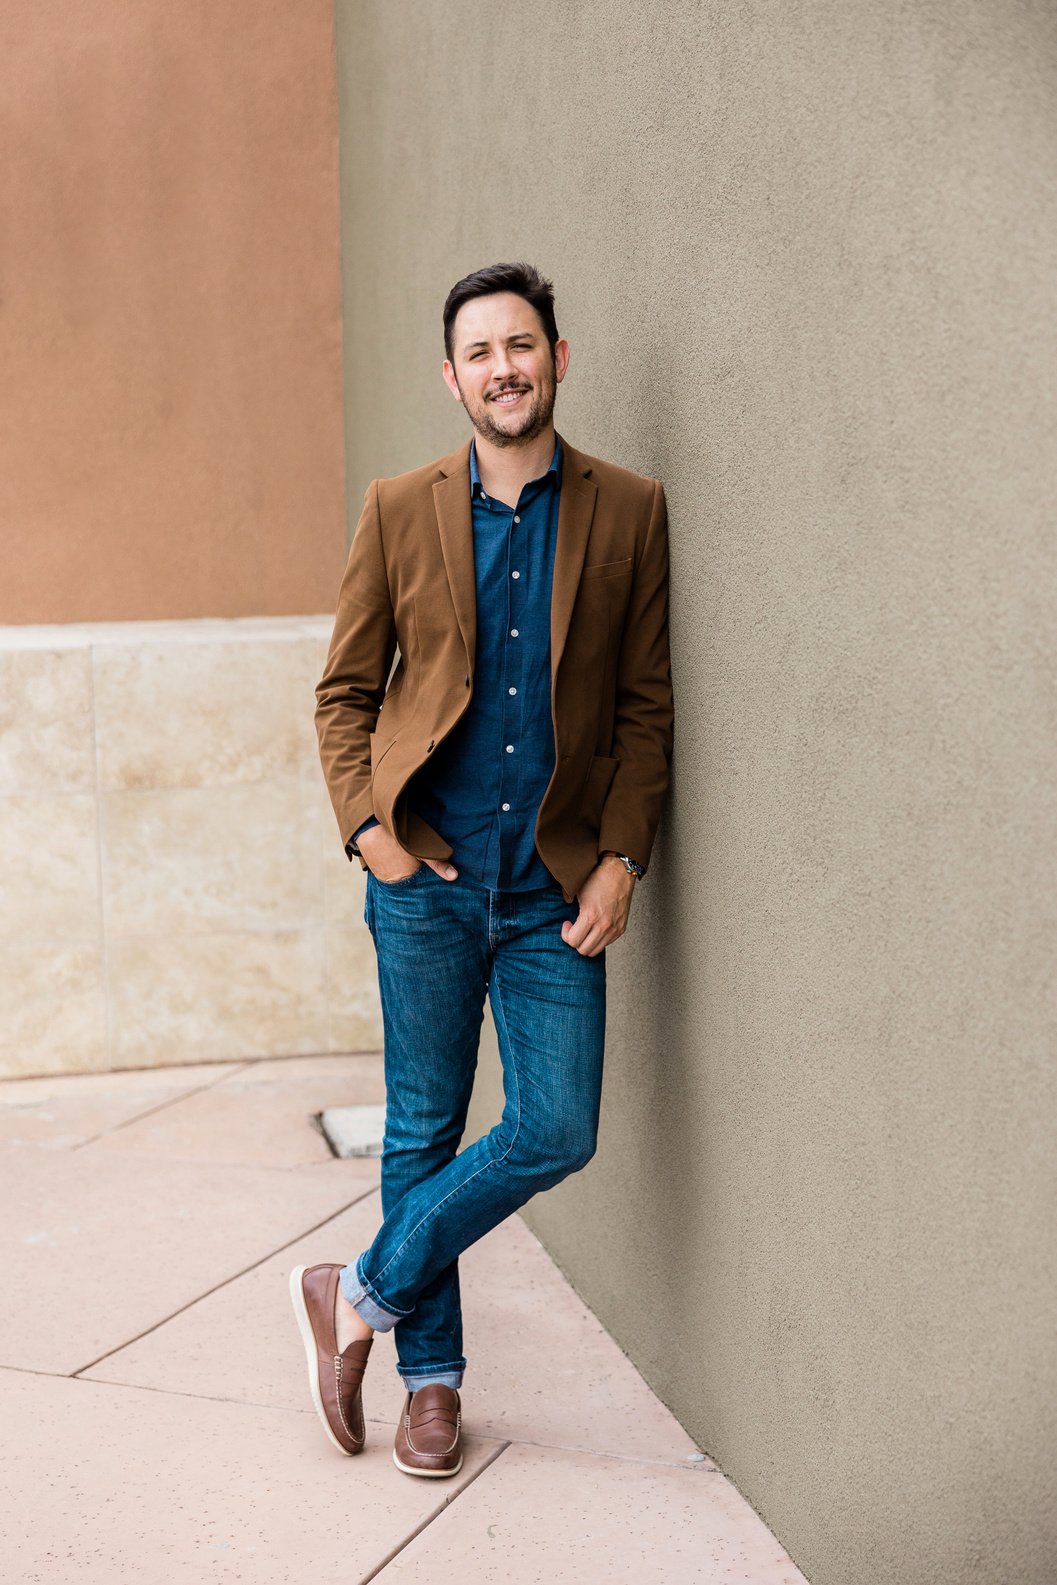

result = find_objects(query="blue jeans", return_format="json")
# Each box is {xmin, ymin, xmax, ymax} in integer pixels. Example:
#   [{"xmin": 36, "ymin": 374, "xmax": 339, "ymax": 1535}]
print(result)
[{"xmin": 340, "ymin": 863, "xmax": 606, "ymax": 1391}]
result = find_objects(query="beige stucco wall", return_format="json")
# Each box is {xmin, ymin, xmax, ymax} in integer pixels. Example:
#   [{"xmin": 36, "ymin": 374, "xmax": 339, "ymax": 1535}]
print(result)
[
  {"xmin": 335, "ymin": 3, "xmax": 1056, "ymax": 1582},
  {"xmin": 2, "ymin": 1, "xmax": 346, "ymax": 623}
]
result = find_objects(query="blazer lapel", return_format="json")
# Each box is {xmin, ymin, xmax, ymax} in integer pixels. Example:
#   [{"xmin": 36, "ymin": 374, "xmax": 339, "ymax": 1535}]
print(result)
[
  {"xmin": 550, "ymin": 437, "xmax": 598, "ymax": 682},
  {"xmin": 432, "ymin": 440, "xmax": 476, "ymax": 667}
]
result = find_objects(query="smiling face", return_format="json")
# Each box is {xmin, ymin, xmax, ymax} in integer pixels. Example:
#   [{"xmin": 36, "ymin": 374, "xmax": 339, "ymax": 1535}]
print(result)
[{"xmin": 442, "ymin": 291, "xmax": 570, "ymax": 448}]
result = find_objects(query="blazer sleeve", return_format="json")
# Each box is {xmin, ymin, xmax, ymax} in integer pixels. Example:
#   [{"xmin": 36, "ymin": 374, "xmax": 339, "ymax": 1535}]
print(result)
[
  {"xmin": 315, "ymin": 480, "xmax": 398, "ymax": 860},
  {"xmin": 596, "ymin": 478, "xmax": 674, "ymax": 873}
]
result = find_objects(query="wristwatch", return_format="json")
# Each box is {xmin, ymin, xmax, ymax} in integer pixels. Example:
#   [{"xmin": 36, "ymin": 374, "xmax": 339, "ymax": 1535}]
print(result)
[{"xmin": 603, "ymin": 851, "xmax": 645, "ymax": 879}]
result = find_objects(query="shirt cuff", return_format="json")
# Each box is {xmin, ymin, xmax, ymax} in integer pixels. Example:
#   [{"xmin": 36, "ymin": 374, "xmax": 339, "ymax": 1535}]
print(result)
[{"xmin": 346, "ymin": 816, "xmax": 380, "ymax": 859}]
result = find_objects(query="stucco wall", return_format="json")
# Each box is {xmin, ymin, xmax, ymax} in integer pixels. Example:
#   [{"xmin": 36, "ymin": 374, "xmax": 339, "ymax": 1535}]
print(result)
[
  {"xmin": 2, "ymin": 1, "xmax": 346, "ymax": 623},
  {"xmin": 334, "ymin": 4, "xmax": 1057, "ymax": 1582}
]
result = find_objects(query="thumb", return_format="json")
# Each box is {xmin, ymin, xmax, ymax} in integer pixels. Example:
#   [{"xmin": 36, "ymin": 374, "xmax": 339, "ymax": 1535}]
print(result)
[{"xmin": 427, "ymin": 860, "xmax": 458, "ymax": 881}]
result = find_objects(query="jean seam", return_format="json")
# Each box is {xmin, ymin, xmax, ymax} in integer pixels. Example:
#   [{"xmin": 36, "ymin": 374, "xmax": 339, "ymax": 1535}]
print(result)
[
  {"xmin": 368, "ymin": 962, "xmax": 523, "ymax": 1290},
  {"xmin": 371, "ymin": 864, "xmax": 427, "ymax": 891}
]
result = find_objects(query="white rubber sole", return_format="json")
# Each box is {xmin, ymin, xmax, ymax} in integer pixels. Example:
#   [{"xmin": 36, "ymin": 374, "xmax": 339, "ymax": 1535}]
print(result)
[
  {"xmin": 393, "ymin": 1448, "xmax": 464, "ymax": 1478},
  {"xmin": 288, "ymin": 1263, "xmax": 357, "ymax": 1457}
]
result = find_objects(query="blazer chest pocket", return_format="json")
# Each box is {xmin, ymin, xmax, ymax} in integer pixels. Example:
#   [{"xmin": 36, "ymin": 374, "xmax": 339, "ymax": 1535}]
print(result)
[{"xmin": 580, "ymin": 556, "xmax": 632, "ymax": 583}]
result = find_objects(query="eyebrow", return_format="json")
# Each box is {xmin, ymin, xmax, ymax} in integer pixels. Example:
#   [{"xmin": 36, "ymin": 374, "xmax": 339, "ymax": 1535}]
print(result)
[{"xmin": 462, "ymin": 331, "xmax": 537, "ymax": 354}]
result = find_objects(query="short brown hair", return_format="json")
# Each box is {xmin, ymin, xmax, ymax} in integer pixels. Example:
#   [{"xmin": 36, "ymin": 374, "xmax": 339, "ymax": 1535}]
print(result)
[{"xmin": 443, "ymin": 262, "xmax": 559, "ymax": 363}]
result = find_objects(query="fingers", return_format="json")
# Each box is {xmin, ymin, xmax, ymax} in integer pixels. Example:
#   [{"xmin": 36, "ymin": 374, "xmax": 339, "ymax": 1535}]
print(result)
[
  {"xmin": 425, "ymin": 860, "xmax": 459, "ymax": 881},
  {"xmin": 561, "ymin": 913, "xmax": 625, "ymax": 957}
]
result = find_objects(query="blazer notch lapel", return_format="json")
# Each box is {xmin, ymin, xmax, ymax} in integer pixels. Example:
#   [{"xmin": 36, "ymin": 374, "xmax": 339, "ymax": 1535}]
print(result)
[
  {"xmin": 432, "ymin": 469, "xmax": 476, "ymax": 665},
  {"xmin": 550, "ymin": 471, "xmax": 598, "ymax": 682}
]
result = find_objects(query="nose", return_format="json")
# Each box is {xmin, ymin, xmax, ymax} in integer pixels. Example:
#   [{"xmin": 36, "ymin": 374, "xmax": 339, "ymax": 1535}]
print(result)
[{"xmin": 491, "ymin": 345, "xmax": 517, "ymax": 381}]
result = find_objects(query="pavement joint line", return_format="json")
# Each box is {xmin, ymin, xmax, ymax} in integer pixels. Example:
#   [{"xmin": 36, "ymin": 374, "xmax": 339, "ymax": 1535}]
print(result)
[
  {"xmin": 355, "ymin": 1439, "xmax": 513, "ymax": 1585},
  {"xmin": 68, "ymin": 1061, "xmax": 259, "ymax": 1151},
  {"xmin": 0, "ymin": 1369, "xmax": 714, "ymax": 1472},
  {"xmin": 67, "ymin": 1182, "xmax": 383, "ymax": 1376},
  {"xmin": 11, "ymin": 1366, "xmax": 712, "ymax": 1471}
]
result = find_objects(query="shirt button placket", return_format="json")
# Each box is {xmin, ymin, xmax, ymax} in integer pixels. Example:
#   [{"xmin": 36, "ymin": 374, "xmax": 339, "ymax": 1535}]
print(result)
[{"xmin": 502, "ymin": 506, "xmax": 524, "ymax": 831}]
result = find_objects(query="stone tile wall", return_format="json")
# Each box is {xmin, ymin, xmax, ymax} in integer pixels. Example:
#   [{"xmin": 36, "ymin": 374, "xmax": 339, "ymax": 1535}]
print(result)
[{"xmin": 0, "ymin": 618, "xmax": 380, "ymax": 1078}]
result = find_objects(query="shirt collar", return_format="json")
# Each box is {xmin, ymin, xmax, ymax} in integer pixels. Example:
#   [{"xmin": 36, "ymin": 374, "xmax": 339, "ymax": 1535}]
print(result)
[{"xmin": 469, "ymin": 435, "xmax": 563, "ymax": 498}]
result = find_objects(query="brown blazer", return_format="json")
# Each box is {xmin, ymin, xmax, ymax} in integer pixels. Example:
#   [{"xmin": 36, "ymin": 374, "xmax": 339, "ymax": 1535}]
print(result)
[{"xmin": 315, "ymin": 434, "xmax": 674, "ymax": 903}]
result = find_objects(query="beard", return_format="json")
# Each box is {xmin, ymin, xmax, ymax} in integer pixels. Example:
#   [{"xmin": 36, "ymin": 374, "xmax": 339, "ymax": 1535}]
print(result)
[{"xmin": 458, "ymin": 363, "xmax": 557, "ymax": 449}]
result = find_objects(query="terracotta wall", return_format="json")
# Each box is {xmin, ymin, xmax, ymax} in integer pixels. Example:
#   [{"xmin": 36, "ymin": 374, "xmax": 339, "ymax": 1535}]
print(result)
[{"xmin": 1, "ymin": 1, "xmax": 346, "ymax": 623}]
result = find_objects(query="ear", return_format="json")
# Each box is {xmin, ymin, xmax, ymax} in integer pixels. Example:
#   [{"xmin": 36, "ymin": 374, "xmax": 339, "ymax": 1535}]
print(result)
[
  {"xmin": 553, "ymin": 338, "xmax": 571, "ymax": 385},
  {"xmin": 442, "ymin": 360, "xmax": 464, "ymax": 404}
]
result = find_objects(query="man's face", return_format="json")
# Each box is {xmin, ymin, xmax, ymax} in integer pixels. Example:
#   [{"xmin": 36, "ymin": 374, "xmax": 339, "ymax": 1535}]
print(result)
[{"xmin": 443, "ymin": 292, "xmax": 570, "ymax": 448}]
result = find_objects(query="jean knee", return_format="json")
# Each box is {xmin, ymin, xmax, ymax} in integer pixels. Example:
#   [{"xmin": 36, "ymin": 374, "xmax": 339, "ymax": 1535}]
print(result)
[
  {"xmin": 563, "ymin": 1136, "xmax": 597, "ymax": 1176},
  {"xmin": 505, "ymin": 1128, "xmax": 597, "ymax": 1186}
]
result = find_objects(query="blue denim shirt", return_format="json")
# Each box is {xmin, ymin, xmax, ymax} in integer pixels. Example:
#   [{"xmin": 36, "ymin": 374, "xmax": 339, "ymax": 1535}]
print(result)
[{"xmin": 353, "ymin": 437, "xmax": 562, "ymax": 889}]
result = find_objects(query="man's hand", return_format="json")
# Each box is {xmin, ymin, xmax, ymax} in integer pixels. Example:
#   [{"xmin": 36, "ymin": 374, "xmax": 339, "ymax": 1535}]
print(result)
[
  {"xmin": 358, "ymin": 825, "xmax": 458, "ymax": 883},
  {"xmin": 561, "ymin": 854, "xmax": 636, "ymax": 957}
]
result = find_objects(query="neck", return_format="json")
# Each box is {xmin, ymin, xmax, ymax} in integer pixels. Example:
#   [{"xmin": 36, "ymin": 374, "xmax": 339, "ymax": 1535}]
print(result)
[{"xmin": 473, "ymin": 424, "xmax": 557, "ymax": 506}]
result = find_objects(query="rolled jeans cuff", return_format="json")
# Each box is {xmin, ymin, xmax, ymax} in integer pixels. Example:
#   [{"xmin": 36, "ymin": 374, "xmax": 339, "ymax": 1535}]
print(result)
[
  {"xmin": 398, "ymin": 1365, "xmax": 465, "ymax": 1391},
  {"xmin": 339, "ymin": 1256, "xmax": 412, "ymax": 1333}
]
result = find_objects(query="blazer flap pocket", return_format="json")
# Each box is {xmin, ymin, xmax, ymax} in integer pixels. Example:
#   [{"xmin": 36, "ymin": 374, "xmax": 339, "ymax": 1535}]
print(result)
[{"xmin": 581, "ymin": 556, "xmax": 633, "ymax": 582}]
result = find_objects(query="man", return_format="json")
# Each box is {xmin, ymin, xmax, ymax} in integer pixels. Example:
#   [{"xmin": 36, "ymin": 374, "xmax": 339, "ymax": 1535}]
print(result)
[{"xmin": 290, "ymin": 262, "xmax": 673, "ymax": 1476}]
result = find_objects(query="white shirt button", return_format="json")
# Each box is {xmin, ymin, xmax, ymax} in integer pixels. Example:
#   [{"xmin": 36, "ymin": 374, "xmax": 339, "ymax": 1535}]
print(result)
[
  {"xmin": 511, "ymin": 570, "xmax": 520, "ymax": 579},
  {"xmin": 501, "ymin": 802, "xmax": 510, "ymax": 811},
  {"xmin": 513, "ymin": 515, "xmax": 521, "ymax": 523},
  {"xmin": 508, "ymin": 686, "xmax": 517, "ymax": 695},
  {"xmin": 505, "ymin": 744, "xmax": 514, "ymax": 753},
  {"xmin": 510, "ymin": 628, "xmax": 519, "ymax": 637}
]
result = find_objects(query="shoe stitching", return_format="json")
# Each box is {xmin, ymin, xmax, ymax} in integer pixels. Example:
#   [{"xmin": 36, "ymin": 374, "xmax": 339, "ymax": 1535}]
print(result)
[{"xmin": 333, "ymin": 1355, "xmax": 364, "ymax": 1448}]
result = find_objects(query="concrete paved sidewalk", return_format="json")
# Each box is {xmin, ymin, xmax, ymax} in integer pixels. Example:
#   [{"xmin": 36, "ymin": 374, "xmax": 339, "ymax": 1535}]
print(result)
[{"xmin": 0, "ymin": 1055, "xmax": 809, "ymax": 1583}]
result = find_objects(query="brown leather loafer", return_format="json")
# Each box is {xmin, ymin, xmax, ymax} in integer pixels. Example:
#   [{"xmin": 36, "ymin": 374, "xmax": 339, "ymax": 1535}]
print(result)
[
  {"xmin": 289, "ymin": 1262, "xmax": 373, "ymax": 1456},
  {"xmin": 393, "ymin": 1384, "xmax": 463, "ymax": 1477}
]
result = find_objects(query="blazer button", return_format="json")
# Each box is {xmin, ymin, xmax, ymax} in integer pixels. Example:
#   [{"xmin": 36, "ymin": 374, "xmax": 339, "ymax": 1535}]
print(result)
[{"xmin": 427, "ymin": 739, "xmax": 435, "ymax": 752}]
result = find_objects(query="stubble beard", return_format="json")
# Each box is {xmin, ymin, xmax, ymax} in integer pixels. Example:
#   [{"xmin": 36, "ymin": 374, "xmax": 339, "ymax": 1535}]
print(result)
[{"xmin": 460, "ymin": 365, "xmax": 557, "ymax": 450}]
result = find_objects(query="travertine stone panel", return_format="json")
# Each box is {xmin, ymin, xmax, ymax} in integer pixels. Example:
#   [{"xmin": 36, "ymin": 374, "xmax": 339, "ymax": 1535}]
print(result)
[
  {"xmin": 0, "ymin": 793, "xmax": 100, "ymax": 940},
  {"xmin": 319, "ymin": 777, "xmax": 383, "ymax": 1046},
  {"xmin": 0, "ymin": 940, "xmax": 107, "ymax": 1077},
  {"xmin": 1, "ymin": 618, "xmax": 377, "ymax": 1078},
  {"xmin": 322, "ymin": 786, "xmax": 369, "ymax": 926},
  {"xmin": 0, "ymin": 647, "xmax": 95, "ymax": 794},
  {"xmin": 326, "ymin": 925, "xmax": 383, "ymax": 1052},
  {"xmin": 106, "ymin": 928, "xmax": 328, "ymax": 1068},
  {"xmin": 101, "ymin": 779, "xmax": 324, "ymax": 936},
  {"xmin": 93, "ymin": 637, "xmax": 324, "ymax": 790}
]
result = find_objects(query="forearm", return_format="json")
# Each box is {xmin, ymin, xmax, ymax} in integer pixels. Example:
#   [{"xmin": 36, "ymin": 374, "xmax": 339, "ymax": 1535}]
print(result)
[
  {"xmin": 597, "ymin": 479, "xmax": 674, "ymax": 870},
  {"xmin": 315, "ymin": 480, "xmax": 397, "ymax": 848}
]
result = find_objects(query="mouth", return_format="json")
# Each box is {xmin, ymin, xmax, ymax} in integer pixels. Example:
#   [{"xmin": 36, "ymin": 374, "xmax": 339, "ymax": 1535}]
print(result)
[{"xmin": 489, "ymin": 387, "xmax": 530, "ymax": 406}]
